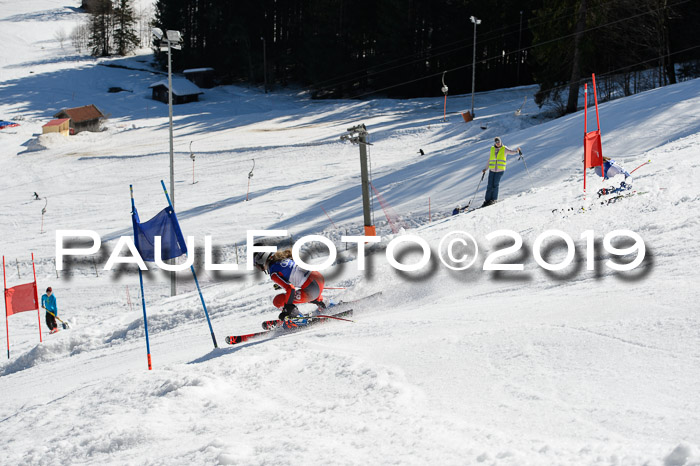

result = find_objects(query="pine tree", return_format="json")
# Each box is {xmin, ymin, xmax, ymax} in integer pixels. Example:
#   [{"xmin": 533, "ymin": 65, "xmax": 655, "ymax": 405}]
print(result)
[
  {"xmin": 113, "ymin": 0, "xmax": 140, "ymax": 56},
  {"xmin": 530, "ymin": 0, "xmax": 597, "ymax": 114},
  {"xmin": 88, "ymin": 0, "xmax": 113, "ymax": 56}
]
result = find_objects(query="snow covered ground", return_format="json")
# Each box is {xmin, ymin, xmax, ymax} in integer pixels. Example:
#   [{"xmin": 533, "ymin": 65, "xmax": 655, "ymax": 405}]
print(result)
[{"xmin": 1, "ymin": 2, "xmax": 700, "ymax": 465}]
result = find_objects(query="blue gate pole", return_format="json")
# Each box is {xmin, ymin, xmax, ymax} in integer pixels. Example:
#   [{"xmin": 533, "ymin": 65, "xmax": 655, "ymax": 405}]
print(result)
[
  {"xmin": 131, "ymin": 185, "xmax": 153, "ymax": 370},
  {"xmin": 160, "ymin": 180, "xmax": 218, "ymax": 348}
]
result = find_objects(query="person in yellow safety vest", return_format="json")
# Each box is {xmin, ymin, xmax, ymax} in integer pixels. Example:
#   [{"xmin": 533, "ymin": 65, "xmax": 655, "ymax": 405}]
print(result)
[{"xmin": 481, "ymin": 136, "xmax": 521, "ymax": 207}]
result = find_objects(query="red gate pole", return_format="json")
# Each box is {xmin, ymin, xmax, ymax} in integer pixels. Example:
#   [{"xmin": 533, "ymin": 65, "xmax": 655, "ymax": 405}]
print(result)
[
  {"xmin": 592, "ymin": 73, "xmax": 600, "ymax": 131},
  {"xmin": 592, "ymin": 73, "xmax": 604, "ymax": 179},
  {"xmin": 32, "ymin": 253, "xmax": 42, "ymax": 343},
  {"xmin": 3, "ymin": 256, "xmax": 9, "ymax": 359},
  {"xmin": 584, "ymin": 83, "xmax": 588, "ymax": 198}
]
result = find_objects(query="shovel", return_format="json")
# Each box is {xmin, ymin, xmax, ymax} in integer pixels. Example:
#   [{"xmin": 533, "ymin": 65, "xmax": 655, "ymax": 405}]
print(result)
[{"xmin": 46, "ymin": 310, "xmax": 69, "ymax": 329}]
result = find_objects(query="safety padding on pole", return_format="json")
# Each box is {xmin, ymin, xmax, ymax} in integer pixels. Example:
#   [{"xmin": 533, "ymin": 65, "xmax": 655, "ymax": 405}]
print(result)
[
  {"xmin": 583, "ymin": 74, "xmax": 606, "ymax": 198},
  {"xmin": 461, "ymin": 112, "xmax": 473, "ymax": 123},
  {"xmin": 584, "ymin": 131, "xmax": 603, "ymax": 168}
]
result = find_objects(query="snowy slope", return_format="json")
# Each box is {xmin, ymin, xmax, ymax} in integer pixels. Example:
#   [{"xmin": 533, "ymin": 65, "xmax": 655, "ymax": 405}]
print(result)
[{"xmin": 2, "ymin": 2, "xmax": 700, "ymax": 465}]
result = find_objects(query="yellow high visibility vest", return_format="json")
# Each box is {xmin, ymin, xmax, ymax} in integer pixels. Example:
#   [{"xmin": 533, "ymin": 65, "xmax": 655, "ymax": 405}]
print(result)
[{"xmin": 489, "ymin": 146, "xmax": 507, "ymax": 170}]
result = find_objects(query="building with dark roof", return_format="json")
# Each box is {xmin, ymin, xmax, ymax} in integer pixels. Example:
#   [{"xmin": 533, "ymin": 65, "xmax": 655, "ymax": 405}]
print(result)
[
  {"xmin": 149, "ymin": 78, "xmax": 204, "ymax": 105},
  {"xmin": 183, "ymin": 68, "xmax": 215, "ymax": 88},
  {"xmin": 53, "ymin": 105, "xmax": 105, "ymax": 133}
]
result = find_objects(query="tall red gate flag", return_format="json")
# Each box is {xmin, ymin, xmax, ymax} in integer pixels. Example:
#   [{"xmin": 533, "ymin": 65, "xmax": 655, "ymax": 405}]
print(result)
[
  {"xmin": 4, "ymin": 254, "xmax": 43, "ymax": 359},
  {"xmin": 5, "ymin": 282, "xmax": 38, "ymax": 316},
  {"xmin": 583, "ymin": 74, "xmax": 605, "ymax": 196},
  {"xmin": 584, "ymin": 130, "xmax": 603, "ymax": 168}
]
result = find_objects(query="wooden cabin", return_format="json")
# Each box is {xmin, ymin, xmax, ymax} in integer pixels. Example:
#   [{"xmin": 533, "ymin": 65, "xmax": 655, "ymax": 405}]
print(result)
[
  {"xmin": 53, "ymin": 105, "xmax": 105, "ymax": 133},
  {"xmin": 183, "ymin": 68, "xmax": 215, "ymax": 88},
  {"xmin": 42, "ymin": 118, "xmax": 71, "ymax": 136},
  {"xmin": 149, "ymin": 78, "xmax": 203, "ymax": 105}
]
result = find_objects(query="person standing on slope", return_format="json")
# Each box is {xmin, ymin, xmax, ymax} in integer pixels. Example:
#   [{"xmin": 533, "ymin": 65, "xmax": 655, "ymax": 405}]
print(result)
[
  {"xmin": 481, "ymin": 136, "xmax": 521, "ymax": 207},
  {"xmin": 254, "ymin": 249, "xmax": 327, "ymax": 322},
  {"xmin": 41, "ymin": 287, "xmax": 59, "ymax": 334}
]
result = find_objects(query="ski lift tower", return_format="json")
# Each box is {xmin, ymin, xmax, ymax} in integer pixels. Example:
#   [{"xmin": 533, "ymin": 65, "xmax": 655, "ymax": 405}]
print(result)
[{"xmin": 341, "ymin": 124, "xmax": 376, "ymax": 236}]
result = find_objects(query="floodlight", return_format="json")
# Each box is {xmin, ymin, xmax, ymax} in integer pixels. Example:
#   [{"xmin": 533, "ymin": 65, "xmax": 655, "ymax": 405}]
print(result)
[
  {"xmin": 152, "ymin": 27, "xmax": 163, "ymax": 40},
  {"xmin": 166, "ymin": 30, "xmax": 182, "ymax": 42}
]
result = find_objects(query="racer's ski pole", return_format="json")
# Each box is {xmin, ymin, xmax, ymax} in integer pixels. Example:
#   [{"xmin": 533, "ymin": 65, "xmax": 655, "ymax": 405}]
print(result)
[
  {"xmin": 306, "ymin": 314, "xmax": 354, "ymax": 323},
  {"xmin": 630, "ymin": 159, "xmax": 651, "ymax": 174}
]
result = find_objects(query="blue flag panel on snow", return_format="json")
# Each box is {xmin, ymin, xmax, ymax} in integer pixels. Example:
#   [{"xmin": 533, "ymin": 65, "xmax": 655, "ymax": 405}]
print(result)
[{"xmin": 132, "ymin": 207, "xmax": 187, "ymax": 262}]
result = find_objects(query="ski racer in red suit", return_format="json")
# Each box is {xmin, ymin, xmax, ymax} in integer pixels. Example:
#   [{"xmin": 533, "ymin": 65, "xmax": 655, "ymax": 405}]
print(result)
[{"xmin": 254, "ymin": 249, "xmax": 327, "ymax": 321}]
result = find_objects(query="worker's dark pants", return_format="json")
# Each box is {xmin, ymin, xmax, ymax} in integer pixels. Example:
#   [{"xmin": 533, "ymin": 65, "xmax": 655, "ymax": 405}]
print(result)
[
  {"xmin": 484, "ymin": 170, "xmax": 505, "ymax": 202},
  {"xmin": 46, "ymin": 312, "xmax": 57, "ymax": 330}
]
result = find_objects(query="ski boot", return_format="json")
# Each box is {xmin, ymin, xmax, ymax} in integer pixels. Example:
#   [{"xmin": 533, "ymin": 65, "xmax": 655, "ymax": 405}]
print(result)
[
  {"xmin": 279, "ymin": 305, "xmax": 308, "ymax": 329},
  {"xmin": 310, "ymin": 297, "xmax": 336, "ymax": 314}
]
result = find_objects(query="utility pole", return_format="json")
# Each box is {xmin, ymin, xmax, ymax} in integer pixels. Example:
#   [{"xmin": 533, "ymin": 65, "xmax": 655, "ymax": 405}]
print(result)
[
  {"xmin": 340, "ymin": 124, "xmax": 375, "ymax": 236},
  {"xmin": 261, "ymin": 37, "xmax": 268, "ymax": 93},
  {"xmin": 470, "ymin": 16, "xmax": 481, "ymax": 118},
  {"xmin": 441, "ymin": 71, "xmax": 448, "ymax": 122},
  {"xmin": 517, "ymin": 11, "xmax": 523, "ymax": 85}
]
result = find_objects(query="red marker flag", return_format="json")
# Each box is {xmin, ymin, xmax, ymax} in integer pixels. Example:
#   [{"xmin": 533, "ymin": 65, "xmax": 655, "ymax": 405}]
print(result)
[
  {"xmin": 4, "ymin": 254, "xmax": 42, "ymax": 358},
  {"xmin": 4, "ymin": 283, "xmax": 38, "ymax": 316}
]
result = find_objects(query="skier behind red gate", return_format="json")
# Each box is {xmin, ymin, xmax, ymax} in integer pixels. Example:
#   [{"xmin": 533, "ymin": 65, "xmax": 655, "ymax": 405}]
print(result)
[
  {"xmin": 593, "ymin": 156, "xmax": 633, "ymax": 196},
  {"xmin": 594, "ymin": 156, "xmax": 632, "ymax": 181}
]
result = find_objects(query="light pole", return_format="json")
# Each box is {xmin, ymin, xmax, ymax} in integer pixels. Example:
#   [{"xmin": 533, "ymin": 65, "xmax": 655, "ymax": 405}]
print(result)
[
  {"xmin": 441, "ymin": 71, "xmax": 448, "ymax": 122},
  {"xmin": 261, "ymin": 36, "xmax": 267, "ymax": 93},
  {"xmin": 153, "ymin": 27, "xmax": 183, "ymax": 297},
  {"xmin": 517, "ymin": 11, "xmax": 523, "ymax": 85},
  {"xmin": 470, "ymin": 16, "xmax": 481, "ymax": 118}
]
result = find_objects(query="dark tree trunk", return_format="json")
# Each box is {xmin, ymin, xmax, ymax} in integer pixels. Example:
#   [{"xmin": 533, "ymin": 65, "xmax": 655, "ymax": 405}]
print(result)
[
  {"xmin": 566, "ymin": 0, "xmax": 587, "ymax": 114},
  {"xmin": 663, "ymin": 11, "xmax": 676, "ymax": 84}
]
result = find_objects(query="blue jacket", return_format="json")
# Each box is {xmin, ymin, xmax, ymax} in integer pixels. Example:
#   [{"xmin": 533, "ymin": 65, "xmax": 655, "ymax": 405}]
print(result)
[
  {"xmin": 269, "ymin": 259, "xmax": 311, "ymax": 305},
  {"xmin": 595, "ymin": 160, "xmax": 631, "ymax": 180},
  {"xmin": 268, "ymin": 259, "xmax": 310, "ymax": 289},
  {"xmin": 42, "ymin": 294, "xmax": 57, "ymax": 315}
]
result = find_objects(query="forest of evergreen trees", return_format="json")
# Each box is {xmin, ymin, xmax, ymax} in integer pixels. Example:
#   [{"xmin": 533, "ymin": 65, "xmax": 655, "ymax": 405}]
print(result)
[
  {"xmin": 76, "ymin": 0, "xmax": 150, "ymax": 58},
  {"xmin": 150, "ymin": 0, "xmax": 699, "ymax": 112}
]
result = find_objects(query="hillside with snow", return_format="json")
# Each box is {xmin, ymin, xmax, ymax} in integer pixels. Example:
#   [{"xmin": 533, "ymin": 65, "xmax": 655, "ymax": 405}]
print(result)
[{"xmin": 1, "ymin": 2, "xmax": 700, "ymax": 465}]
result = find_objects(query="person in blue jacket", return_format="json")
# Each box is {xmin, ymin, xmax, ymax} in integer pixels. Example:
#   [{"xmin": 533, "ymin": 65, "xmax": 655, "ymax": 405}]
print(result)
[{"xmin": 41, "ymin": 287, "xmax": 59, "ymax": 334}]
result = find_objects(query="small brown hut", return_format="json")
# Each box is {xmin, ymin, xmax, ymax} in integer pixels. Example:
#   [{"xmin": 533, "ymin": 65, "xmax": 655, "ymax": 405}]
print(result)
[
  {"xmin": 42, "ymin": 118, "xmax": 71, "ymax": 136},
  {"xmin": 53, "ymin": 105, "xmax": 105, "ymax": 133}
]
